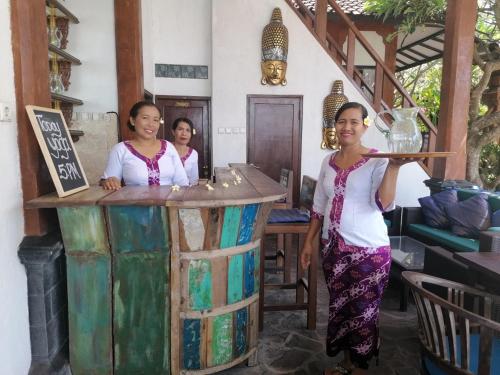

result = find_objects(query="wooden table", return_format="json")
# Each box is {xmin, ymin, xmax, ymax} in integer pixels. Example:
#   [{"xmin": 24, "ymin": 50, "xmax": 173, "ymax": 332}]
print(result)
[
  {"xmin": 389, "ymin": 236, "xmax": 426, "ymax": 311},
  {"xmin": 453, "ymin": 252, "xmax": 500, "ymax": 294},
  {"xmin": 27, "ymin": 166, "xmax": 285, "ymax": 375}
]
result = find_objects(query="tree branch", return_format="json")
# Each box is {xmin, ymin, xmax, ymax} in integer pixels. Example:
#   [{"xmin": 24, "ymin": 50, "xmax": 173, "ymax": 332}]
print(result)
[{"xmin": 469, "ymin": 52, "xmax": 500, "ymax": 121}]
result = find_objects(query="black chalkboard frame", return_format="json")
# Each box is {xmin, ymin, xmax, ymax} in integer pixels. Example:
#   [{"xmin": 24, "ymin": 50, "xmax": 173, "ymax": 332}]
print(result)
[{"xmin": 26, "ymin": 105, "xmax": 89, "ymax": 197}]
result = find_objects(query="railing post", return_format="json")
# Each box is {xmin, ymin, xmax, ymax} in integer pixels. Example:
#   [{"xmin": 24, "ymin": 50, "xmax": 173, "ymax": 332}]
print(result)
[
  {"xmin": 373, "ymin": 63, "xmax": 384, "ymax": 111},
  {"xmin": 315, "ymin": 0, "xmax": 328, "ymax": 43},
  {"xmin": 346, "ymin": 29, "xmax": 355, "ymax": 76}
]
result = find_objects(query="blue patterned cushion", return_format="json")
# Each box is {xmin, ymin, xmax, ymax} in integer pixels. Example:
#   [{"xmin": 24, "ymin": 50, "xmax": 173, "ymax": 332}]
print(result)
[
  {"xmin": 445, "ymin": 193, "xmax": 491, "ymax": 238},
  {"xmin": 267, "ymin": 208, "xmax": 310, "ymax": 224},
  {"xmin": 418, "ymin": 190, "xmax": 458, "ymax": 228}
]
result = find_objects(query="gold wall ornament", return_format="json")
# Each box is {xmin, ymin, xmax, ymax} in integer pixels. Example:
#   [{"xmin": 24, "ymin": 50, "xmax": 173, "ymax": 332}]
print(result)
[
  {"xmin": 321, "ymin": 80, "xmax": 348, "ymax": 150},
  {"xmin": 261, "ymin": 8, "xmax": 288, "ymax": 86}
]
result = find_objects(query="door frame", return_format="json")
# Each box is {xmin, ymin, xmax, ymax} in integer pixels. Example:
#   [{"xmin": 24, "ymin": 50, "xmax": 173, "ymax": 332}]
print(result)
[
  {"xmin": 155, "ymin": 95, "xmax": 212, "ymax": 178},
  {"xmin": 246, "ymin": 94, "xmax": 303, "ymax": 205}
]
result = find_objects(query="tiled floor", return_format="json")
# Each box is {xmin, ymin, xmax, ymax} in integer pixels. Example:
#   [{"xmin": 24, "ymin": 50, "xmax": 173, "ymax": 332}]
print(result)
[{"xmin": 221, "ymin": 242, "xmax": 421, "ymax": 375}]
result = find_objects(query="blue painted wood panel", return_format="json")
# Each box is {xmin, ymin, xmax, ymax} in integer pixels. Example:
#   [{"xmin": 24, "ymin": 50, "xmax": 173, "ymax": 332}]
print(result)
[
  {"xmin": 188, "ymin": 260, "xmax": 213, "ymax": 310},
  {"xmin": 107, "ymin": 206, "xmax": 168, "ymax": 253},
  {"xmin": 220, "ymin": 206, "xmax": 241, "ymax": 248},
  {"xmin": 253, "ymin": 246, "xmax": 260, "ymax": 292},
  {"xmin": 183, "ymin": 319, "xmax": 201, "ymax": 370},
  {"xmin": 234, "ymin": 308, "xmax": 248, "ymax": 357},
  {"xmin": 67, "ymin": 255, "xmax": 112, "ymax": 373},
  {"xmin": 237, "ymin": 204, "xmax": 259, "ymax": 245},
  {"xmin": 244, "ymin": 250, "xmax": 255, "ymax": 298},
  {"xmin": 227, "ymin": 255, "xmax": 243, "ymax": 304}
]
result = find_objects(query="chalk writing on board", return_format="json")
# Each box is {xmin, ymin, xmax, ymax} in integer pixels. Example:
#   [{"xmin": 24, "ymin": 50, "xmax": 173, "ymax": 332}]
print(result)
[{"xmin": 26, "ymin": 105, "xmax": 89, "ymax": 197}]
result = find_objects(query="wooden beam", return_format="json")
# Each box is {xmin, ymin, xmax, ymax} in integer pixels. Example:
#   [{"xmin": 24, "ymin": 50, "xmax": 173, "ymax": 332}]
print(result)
[
  {"xmin": 315, "ymin": 0, "xmax": 328, "ymax": 43},
  {"xmin": 115, "ymin": 0, "xmax": 144, "ymax": 141},
  {"xmin": 11, "ymin": 0, "xmax": 57, "ymax": 235},
  {"xmin": 420, "ymin": 42, "xmax": 443, "ymax": 54},
  {"xmin": 383, "ymin": 36, "xmax": 398, "ymax": 108},
  {"xmin": 433, "ymin": 0, "xmax": 477, "ymax": 179}
]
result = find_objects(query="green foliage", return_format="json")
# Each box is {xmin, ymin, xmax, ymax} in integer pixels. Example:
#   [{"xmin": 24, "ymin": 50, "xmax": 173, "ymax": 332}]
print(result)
[
  {"xmin": 364, "ymin": 0, "xmax": 446, "ymax": 38},
  {"xmin": 480, "ymin": 143, "xmax": 500, "ymax": 190},
  {"xmin": 396, "ymin": 61, "xmax": 442, "ymax": 132},
  {"xmin": 367, "ymin": 0, "xmax": 499, "ymax": 189}
]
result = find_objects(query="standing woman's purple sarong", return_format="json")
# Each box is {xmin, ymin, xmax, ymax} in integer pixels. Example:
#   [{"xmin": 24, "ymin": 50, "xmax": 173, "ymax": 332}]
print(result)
[
  {"xmin": 314, "ymin": 152, "xmax": 392, "ymax": 369},
  {"xmin": 321, "ymin": 243, "xmax": 391, "ymax": 368}
]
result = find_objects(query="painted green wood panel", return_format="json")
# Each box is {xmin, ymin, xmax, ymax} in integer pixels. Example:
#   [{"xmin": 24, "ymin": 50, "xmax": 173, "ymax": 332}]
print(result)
[
  {"xmin": 67, "ymin": 255, "xmax": 112, "ymax": 373},
  {"xmin": 58, "ymin": 207, "xmax": 108, "ymax": 254},
  {"xmin": 253, "ymin": 246, "xmax": 260, "ymax": 292},
  {"xmin": 211, "ymin": 313, "xmax": 233, "ymax": 366},
  {"xmin": 220, "ymin": 206, "xmax": 241, "ymax": 249},
  {"xmin": 107, "ymin": 206, "xmax": 168, "ymax": 253},
  {"xmin": 182, "ymin": 319, "xmax": 201, "ymax": 370},
  {"xmin": 244, "ymin": 249, "xmax": 255, "ymax": 298},
  {"xmin": 188, "ymin": 259, "xmax": 213, "ymax": 311},
  {"xmin": 227, "ymin": 254, "xmax": 243, "ymax": 304},
  {"xmin": 237, "ymin": 204, "xmax": 259, "ymax": 245},
  {"xmin": 234, "ymin": 308, "xmax": 248, "ymax": 357},
  {"xmin": 113, "ymin": 252, "xmax": 169, "ymax": 374}
]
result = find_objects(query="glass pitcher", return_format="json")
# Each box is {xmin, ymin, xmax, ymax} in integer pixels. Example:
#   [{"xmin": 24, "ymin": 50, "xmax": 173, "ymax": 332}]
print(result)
[{"xmin": 374, "ymin": 107, "xmax": 423, "ymax": 153}]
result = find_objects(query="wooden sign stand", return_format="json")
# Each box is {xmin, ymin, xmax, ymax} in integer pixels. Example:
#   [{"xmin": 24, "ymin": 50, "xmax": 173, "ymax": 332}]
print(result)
[{"xmin": 26, "ymin": 105, "xmax": 89, "ymax": 197}]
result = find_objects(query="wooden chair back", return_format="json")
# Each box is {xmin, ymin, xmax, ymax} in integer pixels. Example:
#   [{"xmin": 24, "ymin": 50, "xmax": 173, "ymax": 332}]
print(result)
[
  {"xmin": 298, "ymin": 175, "xmax": 317, "ymax": 212},
  {"xmin": 402, "ymin": 271, "xmax": 500, "ymax": 375},
  {"xmin": 274, "ymin": 168, "xmax": 294, "ymax": 209}
]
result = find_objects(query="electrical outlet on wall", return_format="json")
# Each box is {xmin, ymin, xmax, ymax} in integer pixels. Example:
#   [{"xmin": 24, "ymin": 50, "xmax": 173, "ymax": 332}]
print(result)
[{"xmin": 0, "ymin": 102, "xmax": 13, "ymax": 122}]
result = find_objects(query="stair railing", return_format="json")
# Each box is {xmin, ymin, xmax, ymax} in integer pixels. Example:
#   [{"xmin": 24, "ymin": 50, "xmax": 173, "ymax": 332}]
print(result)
[{"xmin": 286, "ymin": 0, "xmax": 438, "ymax": 173}]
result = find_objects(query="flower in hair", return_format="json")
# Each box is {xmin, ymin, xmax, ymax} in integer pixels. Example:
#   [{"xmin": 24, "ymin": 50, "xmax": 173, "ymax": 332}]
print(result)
[{"xmin": 363, "ymin": 117, "xmax": 370, "ymax": 126}]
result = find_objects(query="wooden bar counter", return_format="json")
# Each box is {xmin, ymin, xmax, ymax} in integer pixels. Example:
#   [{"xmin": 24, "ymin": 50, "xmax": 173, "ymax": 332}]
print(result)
[{"xmin": 27, "ymin": 166, "xmax": 285, "ymax": 375}]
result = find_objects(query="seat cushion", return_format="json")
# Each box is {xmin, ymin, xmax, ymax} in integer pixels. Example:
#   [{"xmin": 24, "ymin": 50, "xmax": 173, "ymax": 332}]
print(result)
[
  {"xmin": 445, "ymin": 194, "xmax": 490, "ymax": 238},
  {"xmin": 384, "ymin": 218, "xmax": 392, "ymax": 228},
  {"xmin": 423, "ymin": 334, "xmax": 500, "ymax": 375},
  {"xmin": 267, "ymin": 208, "xmax": 310, "ymax": 224},
  {"xmin": 408, "ymin": 224, "xmax": 479, "ymax": 252},
  {"xmin": 492, "ymin": 210, "xmax": 500, "ymax": 227},
  {"xmin": 419, "ymin": 189, "xmax": 458, "ymax": 228},
  {"xmin": 489, "ymin": 195, "xmax": 500, "ymax": 212}
]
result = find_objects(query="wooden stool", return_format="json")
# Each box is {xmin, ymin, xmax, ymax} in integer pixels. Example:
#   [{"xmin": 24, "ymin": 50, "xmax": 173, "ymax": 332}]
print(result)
[{"xmin": 260, "ymin": 176, "xmax": 318, "ymax": 331}]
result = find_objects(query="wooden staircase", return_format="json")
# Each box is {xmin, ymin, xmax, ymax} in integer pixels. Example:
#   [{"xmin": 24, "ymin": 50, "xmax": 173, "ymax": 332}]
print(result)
[{"xmin": 285, "ymin": 0, "xmax": 438, "ymax": 174}]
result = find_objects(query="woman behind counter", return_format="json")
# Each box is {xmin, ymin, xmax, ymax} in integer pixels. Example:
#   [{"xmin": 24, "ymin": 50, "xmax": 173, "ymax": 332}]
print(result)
[
  {"xmin": 300, "ymin": 102, "xmax": 419, "ymax": 375},
  {"xmin": 171, "ymin": 117, "xmax": 199, "ymax": 185},
  {"xmin": 101, "ymin": 101, "xmax": 189, "ymax": 190}
]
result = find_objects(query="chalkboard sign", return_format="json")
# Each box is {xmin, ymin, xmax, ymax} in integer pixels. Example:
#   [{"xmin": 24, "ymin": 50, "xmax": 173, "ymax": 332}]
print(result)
[{"xmin": 26, "ymin": 105, "xmax": 89, "ymax": 197}]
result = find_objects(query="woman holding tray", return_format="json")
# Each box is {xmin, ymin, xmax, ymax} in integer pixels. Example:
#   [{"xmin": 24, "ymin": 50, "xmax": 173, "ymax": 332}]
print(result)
[
  {"xmin": 101, "ymin": 101, "xmax": 188, "ymax": 189},
  {"xmin": 300, "ymin": 102, "xmax": 418, "ymax": 375}
]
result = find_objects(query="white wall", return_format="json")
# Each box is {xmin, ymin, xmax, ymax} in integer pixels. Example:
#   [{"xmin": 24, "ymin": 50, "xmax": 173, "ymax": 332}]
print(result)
[
  {"xmin": 63, "ymin": 0, "xmax": 118, "ymax": 114},
  {"xmin": 150, "ymin": 0, "xmax": 212, "ymax": 97},
  {"xmin": 211, "ymin": 0, "xmax": 428, "ymax": 206},
  {"xmin": 0, "ymin": 0, "xmax": 31, "ymax": 373},
  {"xmin": 142, "ymin": 0, "xmax": 154, "ymax": 93}
]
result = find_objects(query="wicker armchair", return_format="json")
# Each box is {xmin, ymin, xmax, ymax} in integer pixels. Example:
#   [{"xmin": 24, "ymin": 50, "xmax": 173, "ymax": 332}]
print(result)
[{"xmin": 402, "ymin": 271, "xmax": 500, "ymax": 375}]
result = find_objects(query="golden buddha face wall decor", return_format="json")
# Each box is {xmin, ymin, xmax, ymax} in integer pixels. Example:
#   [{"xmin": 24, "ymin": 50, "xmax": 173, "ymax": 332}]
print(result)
[
  {"xmin": 321, "ymin": 80, "xmax": 348, "ymax": 150},
  {"xmin": 261, "ymin": 8, "xmax": 288, "ymax": 86}
]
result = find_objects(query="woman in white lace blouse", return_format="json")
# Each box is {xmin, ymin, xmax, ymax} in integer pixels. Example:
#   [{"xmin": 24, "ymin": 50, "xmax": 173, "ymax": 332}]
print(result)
[
  {"xmin": 171, "ymin": 117, "xmax": 199, "ymax": 186},
  {"xmin": 101, "ymin": 101, "xmax": 188, "ymax": 189}
]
